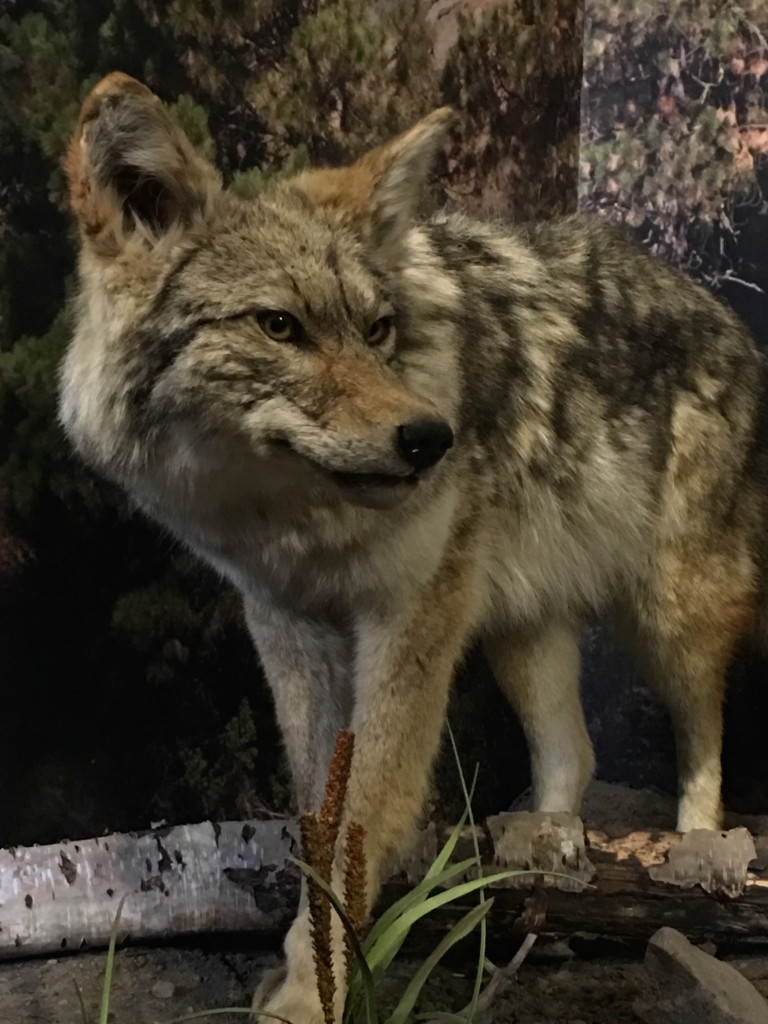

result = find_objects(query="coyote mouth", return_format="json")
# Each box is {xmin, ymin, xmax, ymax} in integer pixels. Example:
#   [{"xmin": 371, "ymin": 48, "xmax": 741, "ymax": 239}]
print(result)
[
  {"xmin": 269, "ymin": 438, "xmax": 419, "ymax": 496},
  {"xmin": 330, "ymin": 470, "xmax": 418, "ymax": 490}
]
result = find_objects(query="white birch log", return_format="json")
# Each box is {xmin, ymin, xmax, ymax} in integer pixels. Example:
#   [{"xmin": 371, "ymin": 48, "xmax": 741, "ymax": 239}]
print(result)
[
  {"xmin": 2, "ymin": 813, "xmax": 768, "ymax": 961},
  {"xmin": 0, "ymin": 820, "xmax": 301, "ymax": 959}
]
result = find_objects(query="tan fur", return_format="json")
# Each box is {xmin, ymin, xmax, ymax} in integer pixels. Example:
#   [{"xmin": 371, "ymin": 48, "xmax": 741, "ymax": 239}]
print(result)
[
  {"xmin": 65, "ymin": 72, "xmax": 221, "ymax": 257},
  {"xmin": 59, "ymin": 76, "xmax": 768, "ymax": 1022},
  {"xmin": 292, "ymin": 107, "xmax": 454, "ymax": 239},
  {"xmin": 64, "ymin": 73, "xmax": 151, "ymax": 228}
]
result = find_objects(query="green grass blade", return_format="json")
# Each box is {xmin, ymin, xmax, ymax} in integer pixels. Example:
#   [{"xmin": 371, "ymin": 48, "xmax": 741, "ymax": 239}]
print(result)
[
  {"xmin": 347, "ymin": 856, "xmax": 479, "ymax": 1011},
  {"xmin": 414, "ymin": 1014, "xmax": 468, "ymax": 1022},
  {"xmin": 355, "ymin": 859, "xmax": 580, "ymax": 1014},
  {"xmin": 291, "ymin": 857, "xmax": 379, "ymax": 1024},
  {"xmin": 383, "ymin": 899, "xmax": 494, "ymax": 1024},
  {"xmin": 73, "ymin": 979, "xmax": 90, "ymax": 1024},
  {"xmin": 99, "ymin": 893, "xmax": 127, "ymax": 1024},
  {"xmin": 365, "ymin": 854, "xmax": 479, "ymax": 950},
  {"xmin": 361, "ymin": 821, "xmax": 479, "ymax": 959},
  {"xmin": 359, "ymin": 765, "xmax": 479, "ymax": 977},
  {"xmin": 422, "ymin": 767, "xmax": 478, "ymax": 884},
  {"xmin": 447, "ymin": 725, "xmax": 485, "ymax": 1023},
  {"xmin": 159, "ymin": 1009, "xmax": 295, "ymax": 1022},
  {"xmin": 365, "ymin": 869, "xmax": 519, "ymax": 978},
  {"xmin": 347, "ymin": 855, "xmax": 483, "ymax": 1016}
]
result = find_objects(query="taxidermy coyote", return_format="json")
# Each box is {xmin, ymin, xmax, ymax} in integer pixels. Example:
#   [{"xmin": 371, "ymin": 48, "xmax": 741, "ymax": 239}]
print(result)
[{"xmin": 61, "ymin": 73, "xmax": 768, "ymax": 1021}]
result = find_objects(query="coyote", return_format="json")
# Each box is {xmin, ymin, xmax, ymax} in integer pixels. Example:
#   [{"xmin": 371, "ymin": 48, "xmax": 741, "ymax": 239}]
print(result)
[{"xmin": 61, "ymin": 74, "xmax": 767, "ymax": 1022}]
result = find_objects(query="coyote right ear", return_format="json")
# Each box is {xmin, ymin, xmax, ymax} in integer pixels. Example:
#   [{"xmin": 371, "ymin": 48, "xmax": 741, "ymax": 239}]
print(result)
[
  {"xmin": 292, "ymin": 107, "xmax": 455, "ymax": 260},
  {"xmin": 65, "ymin": 72, "xmax": 221, "ymax": 256}
]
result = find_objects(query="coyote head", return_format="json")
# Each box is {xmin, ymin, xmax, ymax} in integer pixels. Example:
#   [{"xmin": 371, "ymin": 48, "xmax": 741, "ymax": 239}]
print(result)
[{"xmin": 59, "ymin": 74, "xmax": 456, "ymax": 515}]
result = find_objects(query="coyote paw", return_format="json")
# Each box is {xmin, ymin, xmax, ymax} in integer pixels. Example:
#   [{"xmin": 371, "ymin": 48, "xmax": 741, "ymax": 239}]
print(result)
[
  {"xmin": 254, "ymin": 907, "xmax": 345, "ymax": 1023},
  {"xmin": 251, "ymin": 966, "xmax": 325, "ymax": 1024},
  {"xmin": 251, "ymin": 964, "xmax": 286, "ymax": 1013}
]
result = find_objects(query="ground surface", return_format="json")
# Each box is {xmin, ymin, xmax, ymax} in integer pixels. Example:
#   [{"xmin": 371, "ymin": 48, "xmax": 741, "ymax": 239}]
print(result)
[
  {"xmin": 4, "ymin": 941, "xmax": 768, "ymax": 1024},
  {"xmin": 0, "ymin": 944, "xmax": 643, "ymax": 1024}
]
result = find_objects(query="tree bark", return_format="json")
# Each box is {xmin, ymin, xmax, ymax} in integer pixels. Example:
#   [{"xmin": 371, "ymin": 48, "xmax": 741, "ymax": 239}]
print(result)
[{"xmin": 0, "ymin": 820, "xmax": 301, "ymax": 959}]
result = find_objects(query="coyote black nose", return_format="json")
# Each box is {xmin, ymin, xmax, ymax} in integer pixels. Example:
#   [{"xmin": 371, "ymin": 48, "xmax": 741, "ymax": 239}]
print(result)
[{"xmin": 397, "ymin": 419, "xmax": 454, "ymax": 471}]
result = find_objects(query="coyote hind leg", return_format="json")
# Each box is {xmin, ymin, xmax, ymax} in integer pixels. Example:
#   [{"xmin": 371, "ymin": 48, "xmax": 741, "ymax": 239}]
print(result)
[
  {"xmin": 635, "ymin": 543, "xmax": 756, "ymax": 832},
  {"xmin": 484, "ymin": 621, "xmax": 595, "ymax": 815}
]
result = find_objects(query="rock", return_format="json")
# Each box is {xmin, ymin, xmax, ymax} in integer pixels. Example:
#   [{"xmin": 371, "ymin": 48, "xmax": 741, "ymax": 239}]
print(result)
[
  {"xmin": 150, "ymin": 980, "xmax": 176, "ymax": 999},
  {"xmin": 635, "ymin": 926, "xmax": 768, "ymax": 1024}
]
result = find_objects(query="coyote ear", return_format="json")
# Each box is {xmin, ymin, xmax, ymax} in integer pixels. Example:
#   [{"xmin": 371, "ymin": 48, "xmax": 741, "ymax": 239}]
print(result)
[
  {"xmin": 65, "ymin": 72, "xmax": 221, "ymax": 256},
  {"xmin": 292, "ymin": 107, "xmax": 455, "ymax": 258}
]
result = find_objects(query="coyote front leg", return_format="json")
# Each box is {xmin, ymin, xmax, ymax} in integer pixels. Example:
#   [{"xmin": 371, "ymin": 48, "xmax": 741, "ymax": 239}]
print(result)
[
  {"xmin": 246, "ymin": 599, "xmax": 357, "ymax": 1018},
  {"xmin": 243, "ymin": 598, "xmax": 355, "ymax": 815},
  {"xmin": 259, "ymin": 527, "xmax": 483, "ymax": 1023}
]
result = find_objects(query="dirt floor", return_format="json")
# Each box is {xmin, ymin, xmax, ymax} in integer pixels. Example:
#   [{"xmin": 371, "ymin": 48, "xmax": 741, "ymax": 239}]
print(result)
[
  {"xmin": 0, "ymin": 942, "xmax": 639, "ymax": 1024},
  {"xmin": 4, "ymin": 939, "xmax": 768, "ymax": 1024}
]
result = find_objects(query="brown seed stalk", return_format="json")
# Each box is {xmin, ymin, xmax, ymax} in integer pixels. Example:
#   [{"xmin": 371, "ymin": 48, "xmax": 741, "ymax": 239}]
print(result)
[
  {"xmin": 300, "ymin": 809, "xmax": 335, "ymax": 1024},
  {"xmin": 320, "ymin": 729, "xmax": 355, "ymax": 850},
  {"xmin": 301, "ymin": 730, "xmax": 357, "ymax": 1024},
  {"xmin": 343, "ymin": 820, "xmax": 368, "ymax": 980}
]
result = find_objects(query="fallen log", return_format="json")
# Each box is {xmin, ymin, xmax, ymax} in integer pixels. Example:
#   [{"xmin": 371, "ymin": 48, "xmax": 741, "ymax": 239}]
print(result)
[
  {"xmin": 479, "ymin": 814, "xmax": 768, "ymax": 948},
  {"xmin": 0, "ymin": 820, "xmax": 302, "ymax": 959},
  {"xmin": 2, "ymin": 812, "xmax": 768, "ymax": 961}
]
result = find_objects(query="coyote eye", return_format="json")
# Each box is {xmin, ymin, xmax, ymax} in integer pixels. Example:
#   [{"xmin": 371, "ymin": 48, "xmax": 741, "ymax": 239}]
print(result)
[
  {"xmin": 368, "ymin": 316, "xmax": 394, "ymax": 346},
  {"xmin": 257, "ymin": 310, "xmax": 302, "ymax": 343}
]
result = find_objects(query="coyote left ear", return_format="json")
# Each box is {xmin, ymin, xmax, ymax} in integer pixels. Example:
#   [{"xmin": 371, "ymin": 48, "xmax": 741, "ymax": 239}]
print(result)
[
  {"xmin": 65, "ymin": 72, "xmax": 221, "ymax": 256},
  {"xmin": 292, "ymin": 107, "xmax": 455, "ymax": 257}
]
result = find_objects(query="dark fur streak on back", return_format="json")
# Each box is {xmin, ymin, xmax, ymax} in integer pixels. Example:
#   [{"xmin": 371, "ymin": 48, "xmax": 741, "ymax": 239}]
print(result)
[
  {"xmin": 430, "ymin": 222, "xmax": 504, "ymax": 269},
  {"xmin": 456, "ymin": 285, "xmax": 529, "ymax": 446}
]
